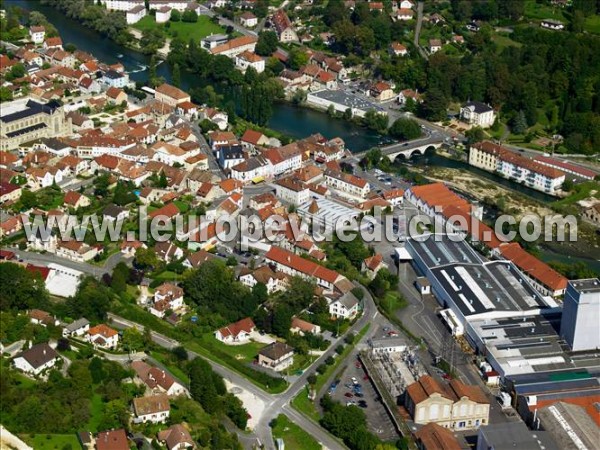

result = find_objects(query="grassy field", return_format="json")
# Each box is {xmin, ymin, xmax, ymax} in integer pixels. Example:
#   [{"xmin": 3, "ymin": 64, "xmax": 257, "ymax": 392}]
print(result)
[
  {"xmin": 87, "ymin": 393, "xmax": 104, "ymax": 432},
  {"xmin": 524, "ymin": 1, "xmax": 567, "ymax": 21},
  {"xmin": 201, "ymin": 334, "xmax": 267, "ymax": 363},
  {"xmin": 21, "ymin": 434, "xmax": 81, "ymax": 450},
  {"xmin": 271, "ymin": 414, "xmax": 322, "ymax": 450},
  {"xmin": 292, "ymin": 324, "xmax": 370, "ymax": 420},
  {"xmin": 584, "ymin": 14, "xmax": 600, "ymax": 34},
  {"xmin": 134, "ymin": 15, "xmax": 224, "ymax": 42},
  {"xmin": 491, "ymin": 33, "xmax": 522, "ymax": 50}
]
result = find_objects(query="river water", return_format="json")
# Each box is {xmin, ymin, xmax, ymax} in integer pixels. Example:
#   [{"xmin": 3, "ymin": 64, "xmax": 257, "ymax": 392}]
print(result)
[
  {"xmin": 12, "ymin": 0, "xmax": 599, "ymax": 272},
  {"xmin": 12, "ymin": 0, "xmax": 387, "ymax": 152}
]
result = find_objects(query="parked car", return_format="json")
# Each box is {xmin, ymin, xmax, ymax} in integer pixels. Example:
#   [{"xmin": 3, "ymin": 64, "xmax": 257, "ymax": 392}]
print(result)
[{"xmin": 344, "ymin": 392, "xmax": 354, "ymax": 398}]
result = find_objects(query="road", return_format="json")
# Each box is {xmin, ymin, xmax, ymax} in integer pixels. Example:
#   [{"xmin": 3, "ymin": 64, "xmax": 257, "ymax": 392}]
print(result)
[
  {"xmin": 198, "ymin": 5, "xmax": 257, "ymax": 37},
  {"xmin": 108, "ymin": 282, "xmax": 381, "ymax": 450},
  {"xmin": 185, "ymin": 116, "xmax": 224, "ymax": 178},
  {"xmin": 413, "ymin": 2, "xmax": 427, "ymax": 59},
  {"xmin": 3, "ymin": 247, "xmax": 127, "ymax": 278}
]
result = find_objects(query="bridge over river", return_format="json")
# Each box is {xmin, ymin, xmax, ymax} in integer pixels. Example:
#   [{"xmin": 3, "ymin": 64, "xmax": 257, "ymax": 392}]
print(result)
[{"xmin": 354, "ymin": 134, "xmax": 446, "ymax": 161}]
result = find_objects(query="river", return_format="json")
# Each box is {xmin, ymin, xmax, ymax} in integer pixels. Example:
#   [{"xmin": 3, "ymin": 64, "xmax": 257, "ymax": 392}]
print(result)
[{"xmin": 12, "ymin": 0, "xmax": 389, "ymax": 152}]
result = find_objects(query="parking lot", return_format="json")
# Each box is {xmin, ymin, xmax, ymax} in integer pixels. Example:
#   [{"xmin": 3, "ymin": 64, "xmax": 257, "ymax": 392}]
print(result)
[{"xmin": 327, "ymin": 343, "xmax": 400, "ymax": 441}]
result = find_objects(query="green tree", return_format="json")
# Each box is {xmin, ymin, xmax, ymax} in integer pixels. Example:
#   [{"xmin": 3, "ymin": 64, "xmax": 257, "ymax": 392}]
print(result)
[
  {"xmin": 255, "ymin": 31, "xmax": 278, "ymax": 56},
  {"xmin": 388, "ymin": 118, "xmax": 421, "ymax": 140},
  {"xmin": 170, "ymin": 9, "xmax": 181, "ymax": 21},
  {"xmin": 0, "ymin": 263, "xmax": 48, "ymax": 311},
  {"xmin": 172, "ymin": 63, "xmax": 181, "ymax": 88},
  {"xmin": 122, "ymin": 328, "xmax": 144, "ymax": 352},
  {"xmin": 511, "ymin": 110, "xmax": 528, "ymax": 135}
]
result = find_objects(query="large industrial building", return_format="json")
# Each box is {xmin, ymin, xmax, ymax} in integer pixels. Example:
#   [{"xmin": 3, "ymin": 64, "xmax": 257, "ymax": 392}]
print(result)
[
  {"xmin": 560, "ymin": 278, "xmax": 600, "ymax": 352},
  {"xmin": 405, "ymin": 234, "xmax": 557, "ymax": 334}
]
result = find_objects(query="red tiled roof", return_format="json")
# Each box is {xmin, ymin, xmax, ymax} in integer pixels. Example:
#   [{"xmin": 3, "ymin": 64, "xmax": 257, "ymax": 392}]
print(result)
[
  {"xmin": 265, "ymin": 246, "xmax": 341, "ymax": 285},
  {"xmin": 415, "ymin": 423, "xmax": 461, "ymax": 450},
  {"xmin": 218, "ymin": 317, "xmax": 256, "ymax": 339},
  {"xmin": 88, "ymin": 324, "xmax": 118, "ymax": 338},
  {"xmin": 442, "ymin": 205, "xmax": 502, "ymax": 249},
  {"xmin": 241, "ymin": 129, "xmax": 265, "ymax": 145},
  {"xmin": 149, "ymin": 202, "xmax": 180, "ymax": 219},
  {"xmin": 499, "ymin": 243, "xmax": 568, "ymax": 292},
  {"xmin": 408, "ymin": 182, "xmax": 470, "ymax": 213}
]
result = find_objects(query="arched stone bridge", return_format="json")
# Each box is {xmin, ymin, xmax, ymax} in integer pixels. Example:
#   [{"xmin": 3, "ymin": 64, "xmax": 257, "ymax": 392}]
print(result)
[{"xmin": 355, "ymin": 136, "xmax": 445, "ymax": 161}]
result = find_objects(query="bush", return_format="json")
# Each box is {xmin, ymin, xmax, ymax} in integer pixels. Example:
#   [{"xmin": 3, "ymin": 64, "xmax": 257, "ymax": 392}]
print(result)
[
  {"xmin": 335, "ymin": 344, "xmax": 345, "ymax": 355},
  {"xmin": 325, "ymin": 356, "xmax": 335, "ymax": 365},
  {"xmin": 307, "ymin": 373, "xmax": 317, "ymax": 385},
  {"xmin": 344, "ymin": 333, "xmax": 356, "ymax": 345},
  {"xmin": 317, "ymin": 364, "xmax": 327, "ymax": 374}
]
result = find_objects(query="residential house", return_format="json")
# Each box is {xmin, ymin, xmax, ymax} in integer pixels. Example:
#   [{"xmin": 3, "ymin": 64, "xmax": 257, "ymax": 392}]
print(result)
[
  {"xmin": 404, "ymin": 375, "xmax": 490, "ymax": 430},
  {"xmin": 240, "ymin": 129, "xmax": 269, "ymax": 150},
  {"xmin": 414, "ymin": 423, "xmax": 462, "ymax": 450},
  {"xmin": 62, "ymin": 318, "xmax": 90, "ymax": 338},
  {"xmin": 44, "ymin": 36, "xmax": 63, "ymax": 50},
  {"xmin": 274, "ymin": 176, "xmax": 310, "ymax": 206},
  {"xmin": 30, "ymin": 26, "xmax": 46, "ymax": 44},
  {"xmin": 362, "ymin": 254, "xmax": 387, "ymax": 279},
  {"xmin": 87, "ymin": 324, "xmax": 119, "ymax": 349},
  {"xmin": 0, "ymin": 182, "xmax": 21, "ymax": 204},
  {"xmin": 131, "ymin": 360, "xmax": 188, "ymax": 397},
  {"xmin": 215, "ymin": 317, "xmax": 256, "ymax": 344},
  {"xmin": 157, "ymin": 424, "xmax": 195, "ymax": 450},
  {"xmin": 154, "ymin": 240, "xmax": 184, "ymax": 263},
  {"xmin": 541, "ymin": 19, "xmax": 565, "ymax": 30},
  {"xmin": 329, "ymin": 291, "xmax": 359, "ymax": 319},
  {"xmin": 290, "ymin": 317, "xmax": 321, "ymax": 336},
  {"xmin": 103, "ymin": 204, "xmax": 129, "ymax": 222},
  {"xmin": 56, "ymin": 240, "xmax": 99, "ymax": 262},
  {"xmin": 150, "ymin": 282, "xmax": 184, "ymax": 318},
  {"xmin": 460, "ymin": 101, "xmax": 496, "ymax": 128},
  {"xmin": 210, "ymin": 35, "xmax": 258, "ymax": 58},
  {"xmin": 325, "ymin": 169, "xmax": 370, "ymax": 199},
  {"xmin": 390, "ymin": 42, "xmax": 408, "ymax": 56},
  {"xmin": 26, "ymin": 166, "xmax": 64, "ymax": 190},
  {"xmin": 235, "ymin": 51, "xmax": 265, "ymax": 73},
  {"xmin": 239, "ymin": 265, "xmax": 288, "ymax": 294},
  {"xmin": 127, "ymin": 4, "xmax": 147, "ymax": 24},
  {"xmin": 29, "ymin": 309, "xmax": 59, "ymax": 327},
  {"xmin": 156, "ymin": 6, "xmax": 172, "ymax": 23},
  {"xmin": 395, "ymin": 8, "xmax": 414, "ymax": 20},
  {"xmin": 96, "ymin": 429, "xmax": 128, "ymax": 450},
  {"xmin": 64, "ymin": 191, "xmax": 91, "ymax": 209},
  {"xmin": 218, "ymin": 144, "xmax": 245, "ymax": 169},
  {"xmin": 240, "ymin": 11, "xmax": 258, "ymax": 28},
  {"xmin": 155, "ymin": 83, "xmax": 191, "ymax": 107},
  {"xmin": 429, "ymin": 39, "xmax": 442, "ymax": 53},
  {"xmin": 258, "ymin": 342, "xmax": 294, "ymax": 371},
  {"xmin": 182, "ymin": 249, "xmax": 216, "ymax": 269},
  {"xmin": 106, "ymin": 87, "xmax": 127, "ymax": 105},
  {"xmin": 102, "ymin": 69, "xmax": 129, "ymax": 88},
  {"xmin": 271, "ymin": 9, "xmax": 298, "ymax": 42},
  {"xmin": 13, "ymin": 342, "xmax": 59, "ymax": 375},
  {"xmin": 133, "ymin": 394, "xmax": 170, "ymax": 424}
]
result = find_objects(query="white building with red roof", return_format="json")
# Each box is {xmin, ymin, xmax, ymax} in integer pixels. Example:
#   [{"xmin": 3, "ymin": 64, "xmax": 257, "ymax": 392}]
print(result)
[
  {"xmin": 87, "ymin": 324, "xmax": 119, "ymax": 349},
  {"xmin": 215, "ymin": 317, "xmax": 256, "ymax": 344}
]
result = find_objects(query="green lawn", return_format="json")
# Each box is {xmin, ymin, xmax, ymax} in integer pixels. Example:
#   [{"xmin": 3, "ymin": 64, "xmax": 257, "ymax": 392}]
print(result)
[
  {"xmin": 87, "ymin": 393, "xmax": 104, "ymax": 432},
  {"xmin": 524, "ymin": 1, "xmax": 567, "ymax": 21},
  {"xmin": 21, "ymin": 434, "xmax": 81, "ymax": 450},
  {"xmin": 134, "ymin": 15, "xmax": 224, "ymax": 41},
  {"xmin": 173, "ymin": 200, "xmax": 189, "ymax": 213},
  {"xmin": 491, "ymin": 33, "xmax": 522, "ymax": 50},
  {"xmin": 584, "ymin": 14, "xmax": 600, "ymax": 34},
  {"xmin": 272, "ymin": 414, "xmax": 322, "ymax": 450},
  {"xmin": 200, "ymin": 334, "xmax": 267, "ymax": 363}
]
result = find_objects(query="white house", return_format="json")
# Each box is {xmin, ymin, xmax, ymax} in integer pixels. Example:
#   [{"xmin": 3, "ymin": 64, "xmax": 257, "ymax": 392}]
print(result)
[
  {"xmin": 126, "ymin": 5, "xmax": 147, "ymax": 24},
  {"xmin": 235, "ymin": 51, "xmax": 265, "ymax": 73},
  {"xmin": 131, "ymin": 360, "xmax": 188, "ymax": 397},
  {"xmin": 541, "ymin": 19, "xmax": 565, "ymax": 30},
  {"xmin": 325, "ymin": 169, "xmax": 370, "ymax": 199},
  {"xmin": 274, "ymin": 176, "xmax": 310, "ymax": 206},
  {"xmin": 13, "ymin": 342, "xmax": 59, "ymax": 375},
  {"xmin": 258, "ymin": 342, "xmax": 294, "ymax": 372},
  {"xmin": 215, "ymin": 317, "xmax": 256, "ymax": 344},
  {"xmin": 87, "ymin": 324, "xmax": 119, "ymax": 349},
  {"xmin": 29, "ymin": 26, "xmax": 46, "ymax": 44},
  {"xmin": 156, "ymin": 6, "xmax": 172, "ymax": 23},
  {"xmin": 429, "ymin": 39, "xmax": 442, "ymax": 53},
  {"xmin": 62, "ymin": 318, "xmax": 90, "ymax": 338},
  {"xmin": 150, "ymin": 283, "xmax": 184, "ymax": 318},
  {"xmin": 240, "ymin": 11, "xmax": 258, "ymax": 28},
  {"xmin": 133, "ymin": 394, "xmax": 170, "ymax": 424},
  {"xmin": 460, "ymin": 101, "xmax": 496, "ymax": 128},
  {"xmin": 328, "ymin": 292, "xmax": 359, "ymax": 319},
  {"xmin": 102, "ymin": 69, "xmax": 129, "ymax": 88}
]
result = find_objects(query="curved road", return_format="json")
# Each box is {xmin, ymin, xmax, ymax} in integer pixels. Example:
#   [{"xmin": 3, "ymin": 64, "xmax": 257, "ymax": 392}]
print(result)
[{"xmin": 109, "ymin": 282, "xmax": 380, "ymax": 450}]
